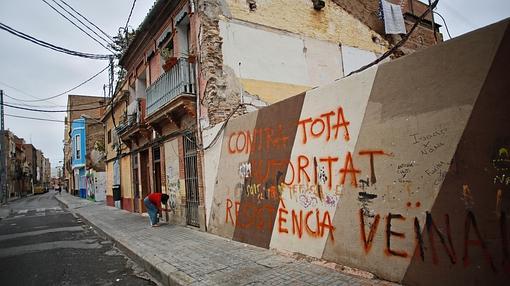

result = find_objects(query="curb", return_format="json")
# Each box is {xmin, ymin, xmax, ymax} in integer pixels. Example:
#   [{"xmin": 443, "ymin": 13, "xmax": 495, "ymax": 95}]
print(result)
[{"xmin": 56, "ymin": 195, "xmax": 190, "ymax": 286}]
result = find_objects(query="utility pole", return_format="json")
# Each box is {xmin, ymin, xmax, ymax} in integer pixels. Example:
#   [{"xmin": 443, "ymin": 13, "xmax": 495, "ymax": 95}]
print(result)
[{"xmin": 0, "ymin": 90, "xmax": 6, "ymax": 203}]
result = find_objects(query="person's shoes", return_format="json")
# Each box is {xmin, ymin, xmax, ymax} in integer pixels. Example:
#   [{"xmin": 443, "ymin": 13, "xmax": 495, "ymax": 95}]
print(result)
[{"xmin": 151, "ymin": 223, "xmax": 160, "ymax": 227}]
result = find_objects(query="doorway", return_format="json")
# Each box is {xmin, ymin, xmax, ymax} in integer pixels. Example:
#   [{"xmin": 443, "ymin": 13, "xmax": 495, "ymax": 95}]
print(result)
[
  {"xmin": 153, "ymin": 146, "xmax": 162, "ymax": 193},
  {"xmin": 139, "ymin": 150, "xmax": 150, "ymax": 212},
  {"xmin": 183, "ymin": 132, "xmax": 199, "ymax": 227},
  {"xmin": 132, "ymin": 154, "xmax": 140, "ymax": 212}
]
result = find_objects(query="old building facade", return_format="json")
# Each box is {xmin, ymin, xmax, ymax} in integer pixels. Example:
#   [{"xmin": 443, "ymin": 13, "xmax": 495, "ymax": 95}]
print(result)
[
  {"xmin": 64, "ymin": 94, "xmax": 105, "ymax": 195},
  {"xmin": 102, "ymin": 0, "xmax": 439, "ymax": 230},
  {"xmin": 0, "ymin": 133, "xmax": 48, "ymax": 200}
]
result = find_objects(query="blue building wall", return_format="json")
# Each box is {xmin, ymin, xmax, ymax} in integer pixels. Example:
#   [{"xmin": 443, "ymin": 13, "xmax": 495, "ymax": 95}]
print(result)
[
  {"xmin": 71, "ymin": 118, "xmax": 87, "ymax": 198},
  {"xmin": 71, "ymin": 118, "xmax": 86, "ymax": 168}
]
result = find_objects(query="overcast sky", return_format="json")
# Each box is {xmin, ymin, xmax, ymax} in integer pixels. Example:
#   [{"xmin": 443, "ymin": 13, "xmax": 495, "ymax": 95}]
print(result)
[{"xmin": 0, "ymin": 0, "xmax": 509, "ymax": 172}]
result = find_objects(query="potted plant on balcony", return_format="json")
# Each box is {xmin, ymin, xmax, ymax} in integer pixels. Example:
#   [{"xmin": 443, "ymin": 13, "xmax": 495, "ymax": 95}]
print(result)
[{"xmin": 161, "ymin": 48, "xmax": 177, "ymax": 72}]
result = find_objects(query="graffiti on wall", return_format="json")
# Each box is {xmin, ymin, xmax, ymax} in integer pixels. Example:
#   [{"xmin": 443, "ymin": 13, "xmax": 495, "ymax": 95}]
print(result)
[
  {"xmin": 492, "ymin": 142, "xmax": 510, "ymax": 186},
  {"xmin": 166, "ymin": 165, "xmax": 179, "ymax": 211},
  {"xmin": 223, "ymin": 105, "xmax": 393, "ymax": 242},
  {"xmin": 205, "ymin": 21, "xmax": 510, "ymax": 285},
  {"xmin": 85, "ymin": 170, "xmax": 106, "ymax": 202},
  {"xmin": 359, "ymin": 207, "xmax": 509, "ymax": 273}
]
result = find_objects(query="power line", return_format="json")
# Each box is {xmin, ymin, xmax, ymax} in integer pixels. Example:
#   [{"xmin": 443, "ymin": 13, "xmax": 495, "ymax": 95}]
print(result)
[
  {"xmin": 5, "ymin": 113, "xmax": 65, "ymax": 123},
  {"xmin": 1, "ymin": 65, "xmax": 109, "ymax": 103},
  {"xmin": 0, "ymin": 83, "xmax": 61, "ymax": 120},
  {"xmin": 0, "ymin": 81, "xmax": 43, "ymax": 100},
  {"xmin": 0, "ymin": 21, "xmax": 110, "ymax": 60},
  {"xmin": 41, "ymin": 0, "xmax": 115, "ymax": 53},
  {"xmin": 5, "ymin": 99, "xmax": 106, "ymax": 109},
  {"xmin": 346, "ymin": 0, "xmax": 439, "ymax": 77},
  {"xmin": 50, "ymin": 0, "xmax": 115, "ymax": 47},
  {"xmin": 439, "ymin": 1, "xmax": 477, "ymax": 30},
  {"xmin": 125, "ymin": 0, "xmax": 137, "ymax": 34},
  {"xmin": 58, "ymin": 0, "xmax": 115, "ymax": 43},
  {"xmin": 1, "ymin": 89, "xmax": 87, "ymax": 121},
  {"xmin": 434, "ymin": 11, "xmax": 452, "ymax": 39},
  {"xmin": 2, "ymin": 102, "xmax": 107, "ymax": 113}
]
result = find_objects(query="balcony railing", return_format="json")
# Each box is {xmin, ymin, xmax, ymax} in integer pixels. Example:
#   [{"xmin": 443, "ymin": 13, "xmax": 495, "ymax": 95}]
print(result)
[
  {"xmin": 146, "ymin": 57, "xmax": 196, "ymax": 116},
  {"xmin": 115, "ymin": 98, "xmax": 146, "ymax": 135}
]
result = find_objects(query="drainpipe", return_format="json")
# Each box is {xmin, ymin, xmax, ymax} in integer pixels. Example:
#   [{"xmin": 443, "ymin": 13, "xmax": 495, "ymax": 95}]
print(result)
[{"xmin": 191, "ymin": 4, "xmax": 207, "ymax": 231}]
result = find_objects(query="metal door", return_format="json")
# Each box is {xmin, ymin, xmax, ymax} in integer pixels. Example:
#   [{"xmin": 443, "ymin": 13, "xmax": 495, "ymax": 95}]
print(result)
[{"xmin": 183, "ymin": 132, "xmax": 199, "ymax": 227}]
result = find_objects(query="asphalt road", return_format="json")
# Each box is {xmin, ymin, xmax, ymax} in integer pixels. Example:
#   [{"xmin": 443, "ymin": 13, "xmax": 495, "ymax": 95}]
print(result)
[{"xmin": 0, "ymin": 191, "xmax": 156, "ymax": 286}]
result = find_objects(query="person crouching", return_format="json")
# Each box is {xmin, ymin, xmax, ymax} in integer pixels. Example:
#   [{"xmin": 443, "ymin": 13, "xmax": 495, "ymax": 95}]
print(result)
[{"xmin": 143, "ymin": 192, "xmax": 169, "ymax": 227}]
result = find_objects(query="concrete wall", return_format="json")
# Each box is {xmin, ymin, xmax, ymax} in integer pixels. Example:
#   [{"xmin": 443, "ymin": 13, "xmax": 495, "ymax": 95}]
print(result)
[{"xmin": 204, "ymin": 20, "xmax": 510, "ymax": 285}]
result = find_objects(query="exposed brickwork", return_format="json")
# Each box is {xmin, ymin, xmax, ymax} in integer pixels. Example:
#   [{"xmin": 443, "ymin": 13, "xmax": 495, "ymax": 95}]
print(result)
[
  {"xmin": 332, "ymin": 0, "xmax": 440, "ymax": 53},
  {"xmin": 64, "ymin": 94, "xmax": 106, "ymax": 191},
  {"xmin": 227, "ymin": 0, "xmax": 388, "ymax": 53},
  {"xmin": 198, "ymin": 0, "xmax": 246, "ymax": 127}
]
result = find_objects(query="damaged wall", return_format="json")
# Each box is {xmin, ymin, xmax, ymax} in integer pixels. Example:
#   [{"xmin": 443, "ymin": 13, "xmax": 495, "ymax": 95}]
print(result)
[
  {"xmin": 203, "ymin": 20, "xmax": 510, "ymax": 285},
  {"xmin": 226, "ymin": 0, "xmax": 387, "ymax": 53},
  {"xmin": 333, "ymin": 0, "xmax": 441, "ymax": 52},
  {"xmin": 198, "ymin": 0, "xmax": 388, "ymax": 127},
  {"xmin": 198, "ymin": 0, "xmax": 246, "ymax": 127},
  {"xmin": 219, "ymin": 20, "xmax": 345, "ymax": 103}
]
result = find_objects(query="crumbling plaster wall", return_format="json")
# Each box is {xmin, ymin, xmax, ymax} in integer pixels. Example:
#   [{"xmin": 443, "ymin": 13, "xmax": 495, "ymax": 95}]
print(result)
[
  {"xmin": 227, "ymin": 0, "xmax": 387, "ymax": 53},
  {"xmin": 198, "ymin": 0, "xmax": 246, "ymax": 128},
  {"xmin": 197, "ymin": 0, "xmax": 388, "ymax": 128}
]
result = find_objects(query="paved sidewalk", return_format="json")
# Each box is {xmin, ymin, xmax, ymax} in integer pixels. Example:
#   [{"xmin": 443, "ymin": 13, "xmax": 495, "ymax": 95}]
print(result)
[{"xmin": 56, "ymin": 192, "xmax": 396, "ymax": 286}]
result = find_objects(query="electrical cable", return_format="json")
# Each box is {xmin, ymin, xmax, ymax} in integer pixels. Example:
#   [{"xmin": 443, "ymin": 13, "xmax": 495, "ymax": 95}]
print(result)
[
  {"xmin": 124, "ymin": 0, "xmax": 137, "ymax": 35},
  {"xmin": 5, "ymin": 99, "xmax": 106, "ymax": 109},
  {"xmin": 1, "ymin": 65, "xmax": 109, "ymax": 103},
  {"xmin": 58, "ymin": 0, "xmax": 115, "ymax": 43},
  {"xmin": 0, "ymin": 22, "xmax": 110, "ymax": 60},
  {"xmin": 5, "ymin": 113, "xmax": 65, "ymax": 123},
  {"xmin": 2, "ymin": 102, "xmax": 107, "ymax": 113},
  {"xmin": 200, "ymin": 0, "xmax": 444, "ymax": 151},
  {"xmin": 49, "ymin": 0, "xmax": 114, "ymax": 47},
  {"xmin": 0, "ymin": 87, "xmax": 61, "ymax": 120},
  {"xmin": 346, "ymin": 0, "xmax": 439, "ymax": 77},
  {"xmin": 41, "ymin": 0, "xmax": 115, "ymax": 53},
  {"xmin": 434, "ymin": 11, "xmax": 453, "ymax": 39}
]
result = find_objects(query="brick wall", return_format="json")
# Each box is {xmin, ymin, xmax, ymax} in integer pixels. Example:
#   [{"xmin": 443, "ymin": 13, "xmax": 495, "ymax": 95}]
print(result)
[
  {"xmin": 65, "ymin": 95, "xmax": 106, "ymax": 185},
  {"xmin": 333, "ymin": 0, "xmax": 441, "ymax": 52},
  {"xmin": 198, "ymin": 0, "xmax": 247, "ymax": 127},
  {"xmin": 67, "ymin": 95, "xmax": 105, "ymax": 123}
]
